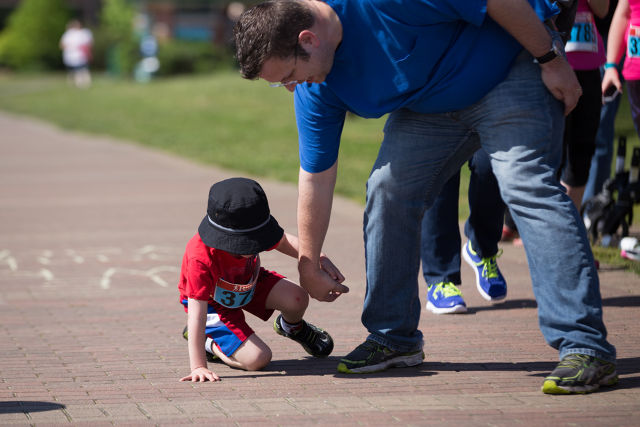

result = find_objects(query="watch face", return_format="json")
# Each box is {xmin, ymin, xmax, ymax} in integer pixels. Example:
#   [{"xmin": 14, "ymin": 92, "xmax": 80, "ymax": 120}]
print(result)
[
  {"xmin": 537, "ymin": 39, "xmax": 564, "ymax": 64},
  {"xmin": 552, "ymin": 39, "xmax": 564, "ymax": 56}
]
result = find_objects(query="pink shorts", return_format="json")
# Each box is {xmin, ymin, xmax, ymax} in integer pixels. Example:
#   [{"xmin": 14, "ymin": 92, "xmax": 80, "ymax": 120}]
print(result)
[{"xmin": 182, "ymin": 268, "xmax": 284, "ymax": 357}]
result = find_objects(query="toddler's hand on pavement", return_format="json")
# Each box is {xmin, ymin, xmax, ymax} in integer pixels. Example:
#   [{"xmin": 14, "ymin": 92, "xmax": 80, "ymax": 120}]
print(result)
[{"xmin": 180, "ymin": 367, "xmax": 220, "ymax": 382}]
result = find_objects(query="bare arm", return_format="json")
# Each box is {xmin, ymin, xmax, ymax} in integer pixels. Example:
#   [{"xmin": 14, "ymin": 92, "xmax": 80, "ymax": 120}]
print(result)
[
  {"xmin": 277, "ymin": 232, "xmax": 345, "ymax": 283},
  {"xmin": 486, "ymin": 0, "xmax": 582, "ymax": 115},
  {"xmin": 297, "ymin": 162, "xmax": 349, "ymax": 301},
  {"xmin": 602, "ymin": 0, "xmax": 630, "ymax": 93},
  {"xmin": 588, "ymin": 0, "xmax": 610, "ymax": 19},
  {"xmin": 179, "ymin": 298, "xmax": 220, "ymax": 382},
  {"xmin": 275, "ymin": 232, "xmax": 300, "ymax": 258}
]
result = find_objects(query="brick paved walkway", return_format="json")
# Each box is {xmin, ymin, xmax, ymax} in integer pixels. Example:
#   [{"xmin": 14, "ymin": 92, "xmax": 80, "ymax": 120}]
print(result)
[{"xmin": 1, "ymin": 111, "xmax": 639, "ymax": 426}]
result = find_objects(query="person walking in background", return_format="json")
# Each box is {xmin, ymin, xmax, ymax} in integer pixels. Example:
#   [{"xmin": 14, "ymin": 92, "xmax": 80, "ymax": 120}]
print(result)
[
  {"xmin": 59, "ymin": 19, "xmax": 93, "ymax": 89},
  {"xmin": 583, "ymin": 0, "xmax": 621, "ymax": 204},
  {"xmin": 602, "ymin": 0, "xmax": 640, "ymax": 138},
  {"xmin": 178, "ymin": 178, "xmax": 340, "ymax": 382},
  {"xmin": 422, "ymin": 149, "xmax": 507, "ymax": 315},
  {"xmin": 561, "ymin": 0, "xmax": 609, "ymax": 210}
]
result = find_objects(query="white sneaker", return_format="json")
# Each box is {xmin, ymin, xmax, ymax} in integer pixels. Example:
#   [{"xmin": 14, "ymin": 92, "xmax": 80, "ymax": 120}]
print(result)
[{"xmin": 620, "ymin": 237, "xmax": 640, "ymax": 261}]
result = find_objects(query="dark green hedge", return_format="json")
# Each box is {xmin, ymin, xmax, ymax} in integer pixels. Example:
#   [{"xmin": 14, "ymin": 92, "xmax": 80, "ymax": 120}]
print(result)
[{"xmin": 155, "ymin": 39, "xmax": 236, "ymax": 76}]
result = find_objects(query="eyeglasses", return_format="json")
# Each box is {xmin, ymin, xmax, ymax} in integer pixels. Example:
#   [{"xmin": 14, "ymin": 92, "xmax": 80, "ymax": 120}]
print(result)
[
  {"xmin": 269, "ymin": 80, "xmax": 305, "ymax": 88},
  {"xmin": 268, "ymin": 43, "xmax": 303, "ymax": 88}
]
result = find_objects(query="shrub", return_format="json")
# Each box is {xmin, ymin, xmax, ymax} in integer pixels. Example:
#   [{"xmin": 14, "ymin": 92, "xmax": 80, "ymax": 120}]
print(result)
[
  {"xmin": 0, "ymin": 0, "xmax": 69, "ymax": 70},
  {"xmin": 99, "ymin": 0, "xmax": 137, "ymax": 76},
  {"xmin": 155, "ymin": 39, "xmax": 236, "ymax": 76}
]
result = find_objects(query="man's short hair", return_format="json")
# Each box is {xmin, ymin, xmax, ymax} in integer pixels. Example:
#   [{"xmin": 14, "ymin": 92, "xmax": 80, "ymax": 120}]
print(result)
[{"xmin": 233, "ymin": 0, "xmax": 314, "ymax": 80}]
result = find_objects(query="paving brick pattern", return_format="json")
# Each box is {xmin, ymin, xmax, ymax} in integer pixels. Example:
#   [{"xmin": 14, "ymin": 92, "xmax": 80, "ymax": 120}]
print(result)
[{"xmin": 1, "ymin": 112, "xmax": 639, "ymax": 426}]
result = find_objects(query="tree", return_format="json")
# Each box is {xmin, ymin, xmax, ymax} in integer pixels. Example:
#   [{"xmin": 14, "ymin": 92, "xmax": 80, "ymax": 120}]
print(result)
[
  {"xmin": 0, "ymin": 0, "xmax": 70, "ymax": 70},
  {"xmin": 99, "ymin": 0, "xmax": 137, "ymax": 76}
]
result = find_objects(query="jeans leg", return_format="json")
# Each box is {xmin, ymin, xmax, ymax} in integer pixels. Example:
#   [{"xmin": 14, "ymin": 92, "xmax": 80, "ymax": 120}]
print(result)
[
  {"xmin": 465, "ymin": 52, "xmax": 616, "ymax": 362},
  {"xmin": 421, "ymin": 172, "xmax": 462, "ymax": 286},
  {"xmin": 464, "ymin": 149, "xmax": 505, "ymax": 257},
  {"xmin": 583, "ymin": 88, "xmax": 619, "ymax": 202},
  {"xmin": 363, "ymin": 109, "xmax": 479, "ymax": 352}
]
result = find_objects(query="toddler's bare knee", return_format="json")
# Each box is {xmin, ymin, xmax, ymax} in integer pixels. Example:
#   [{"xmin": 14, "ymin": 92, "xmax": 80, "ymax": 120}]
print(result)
[
  {"xmin": 288, "ymin": 285, "xmax": 309, "ymax": 313},
  {"xmin": 244, "ymin": 347, "xmax": 272, "ymax": 371}
]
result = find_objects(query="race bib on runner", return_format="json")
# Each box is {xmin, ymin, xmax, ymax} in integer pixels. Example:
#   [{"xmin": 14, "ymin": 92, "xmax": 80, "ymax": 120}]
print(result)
[
  {"xmin": 211, "ymin": 256, "xmax": 260, "ymax": 308},
  {"xmin": 629, "ymin": 25, "xmax": 640, "ymax": 58},
  {"xmin": 566, "ymin": 11, "xmax": 598, "ymax": 53}
]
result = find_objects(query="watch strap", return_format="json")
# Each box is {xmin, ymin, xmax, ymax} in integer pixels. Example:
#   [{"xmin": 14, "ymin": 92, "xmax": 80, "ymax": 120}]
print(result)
[{"xmin": 536, "ymin": 50, "xmax": 558, "ymax": 64}]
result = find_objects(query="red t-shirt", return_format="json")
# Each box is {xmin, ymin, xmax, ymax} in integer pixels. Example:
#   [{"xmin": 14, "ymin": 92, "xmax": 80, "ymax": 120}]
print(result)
[{"xmin": 178, "ymin": 234, "xmax": 262, "ymax": 305}]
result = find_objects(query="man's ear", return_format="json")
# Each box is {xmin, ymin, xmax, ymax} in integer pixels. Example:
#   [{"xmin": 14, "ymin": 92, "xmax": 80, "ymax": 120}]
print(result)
[{"xmin": 298, "ymin": 29, "xmax": 320, "ymax": 48}]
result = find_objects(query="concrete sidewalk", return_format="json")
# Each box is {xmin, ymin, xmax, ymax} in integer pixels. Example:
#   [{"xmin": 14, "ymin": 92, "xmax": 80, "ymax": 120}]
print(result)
[{"xmin": 1, "ymin": 111, "xmax": 639, "ymax": 426}]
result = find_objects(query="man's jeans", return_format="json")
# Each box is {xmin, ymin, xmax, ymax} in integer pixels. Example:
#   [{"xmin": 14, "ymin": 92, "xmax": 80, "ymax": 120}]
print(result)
[
  {"xmin": 362, "ymin": 51, "xmax": 616, "ymax": 362},
  {"xmin": 421, "ymin": 149, "xmax": 505, "ymax": 286}
]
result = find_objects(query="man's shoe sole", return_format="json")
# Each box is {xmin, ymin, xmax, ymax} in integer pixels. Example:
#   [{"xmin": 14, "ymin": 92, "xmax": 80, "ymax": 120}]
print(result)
[
  {"xmin": 337, "ymin": 351, "xmax": 425, "ymax": 374},
  {"xmin": 541, "ymin": 373, "xmax": 619, "ymax": 395}
]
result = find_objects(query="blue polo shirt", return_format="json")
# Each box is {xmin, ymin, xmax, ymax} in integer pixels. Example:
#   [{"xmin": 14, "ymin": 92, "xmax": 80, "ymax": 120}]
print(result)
[{"xmin": 294, "ymin": 0, "xmax": 560, "ymax": 173}]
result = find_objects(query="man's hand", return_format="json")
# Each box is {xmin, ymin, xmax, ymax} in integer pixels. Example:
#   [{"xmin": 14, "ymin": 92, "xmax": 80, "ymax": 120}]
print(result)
[
  {"xmin": 179, "ymin": 367, "xmax": 220, "ymax": 382},
  {"xmin": 296, "ymin": 164, "xmax": 348, "ymax": 302},
  {"xmin": 485, "ymin": 0, "xmax": 583, "ymax": 116},
  {"xmin": 299, "ymin": 258, "xmax": 349, "ymax": 302},
  {"xmin": 540, "ymin": 57, "xmax": 582, "ymax": 116}
]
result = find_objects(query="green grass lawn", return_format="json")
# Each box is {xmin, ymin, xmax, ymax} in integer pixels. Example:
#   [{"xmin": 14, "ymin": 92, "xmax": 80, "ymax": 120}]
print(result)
[
  {"xmin": 0, "ymin": 71, "xmax": 473, "ymax": 216},
  {"xmin": 0, "ymin": 70, "xmax": 638, "ymax": 273}
]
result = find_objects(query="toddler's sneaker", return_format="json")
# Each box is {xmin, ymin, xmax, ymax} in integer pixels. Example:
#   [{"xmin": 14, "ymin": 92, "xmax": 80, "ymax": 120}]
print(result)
[
  {"xmin": 542, "ymin": 354, "xmax": 618, "ymax": 394},
  {"xmin": 182, "ymin": 326, "xmax": 219, "ymax": 363},
  {"xmin": 273, "ymin": 314, "xmax": 333, "ymax": 357},
  {"xmin": 463, "ymin": 241, "xmax": 507, "ymax": 301},
  {"xmin": 426, "ymin": 282, "xmax": 467, "ymax": 314},
  {"xmin": 337, "ymin": 340, "xmax": 424, "ymax": 374}
]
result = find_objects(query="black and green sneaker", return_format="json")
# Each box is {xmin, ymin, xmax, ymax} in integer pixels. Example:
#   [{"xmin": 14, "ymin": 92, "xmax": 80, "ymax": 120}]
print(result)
[
  {"xmin": 542, "ymin": 354, "xmax": 618, "ymax": 394},
  {"xmin": 182, "ymin": 325, "xmax": 219, "ymax": 363},
  {"xmin": 273, "ymin": 314, "xmax": 334, "ymax": 357},
  {"xmin": 337, "ymin": 340, "xmax": 424, "ymax": 374}
]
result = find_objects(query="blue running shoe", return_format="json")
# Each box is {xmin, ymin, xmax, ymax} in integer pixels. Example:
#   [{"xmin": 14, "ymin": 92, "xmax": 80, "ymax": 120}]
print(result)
[
  {"xmin": 463, "ymin": 241, "xmax": 507, "ymax": 301},
  {"xmin": 426, "ymin": 282, "xmax": 467, "ymax": 314}
]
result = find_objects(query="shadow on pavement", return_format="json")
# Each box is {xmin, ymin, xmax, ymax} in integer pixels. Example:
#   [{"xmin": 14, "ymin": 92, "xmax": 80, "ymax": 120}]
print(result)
[
  {"xmin": 0, "ymin": 401, "xmax": 66, "ymax": 414},
  {"xmin": 426, "ymin": 356, "xmax": 639, "ymax": 376},
  {"xmin": 467, "ymin": 299, "xmax": 537, "ymax": 312},
  {"xmin": 602, "ymin": 295, "xmax": 640, "ymax": 307},
  {"xmin": 228, "ymin": 356, "xmax": 640, "ymax": 382},
  {"xmin": 467, "ymin": 295, "xmax": 640, "ymax": 313}
]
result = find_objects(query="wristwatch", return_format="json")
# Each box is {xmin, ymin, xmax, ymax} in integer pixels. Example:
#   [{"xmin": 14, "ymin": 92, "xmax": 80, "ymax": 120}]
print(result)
[{"xmin": 535, "ymin": 38, "xmax": 563, "ymax": 64}]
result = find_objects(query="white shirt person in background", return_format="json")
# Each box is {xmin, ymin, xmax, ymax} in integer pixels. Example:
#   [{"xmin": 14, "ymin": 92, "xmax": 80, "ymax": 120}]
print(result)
[{"xmin": 60, "ymin": 20, "xmax": 93, "ymax": 89}]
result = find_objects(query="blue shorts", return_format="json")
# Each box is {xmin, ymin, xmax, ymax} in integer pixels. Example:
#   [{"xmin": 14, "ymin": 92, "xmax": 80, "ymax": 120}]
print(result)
[{"xmin": 182, "ymin": 268, "xmax": 283, "ymax": 356}]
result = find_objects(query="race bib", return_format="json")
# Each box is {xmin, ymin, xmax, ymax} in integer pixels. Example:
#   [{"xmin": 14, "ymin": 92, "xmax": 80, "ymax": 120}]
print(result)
[
  {"xmin": 211, "ymin": 256, "xmax": 260, "ymax": 308},
  {"xmin": 566, "ymin": 11, "xmax": 598, "ymax": 53},
  {"xmin": 213, "ymin": 278, "xmax": 256, "ymax": 308},
  {"xmin": 629, "ymin": 25, "xmax": 640, "ymax": 58}
]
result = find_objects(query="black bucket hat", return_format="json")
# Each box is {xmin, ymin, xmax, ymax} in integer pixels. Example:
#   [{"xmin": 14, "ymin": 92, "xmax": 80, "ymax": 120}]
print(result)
[{"xmin": 198, "ymin": 177, "xmax": 284, "ymax": 254}]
